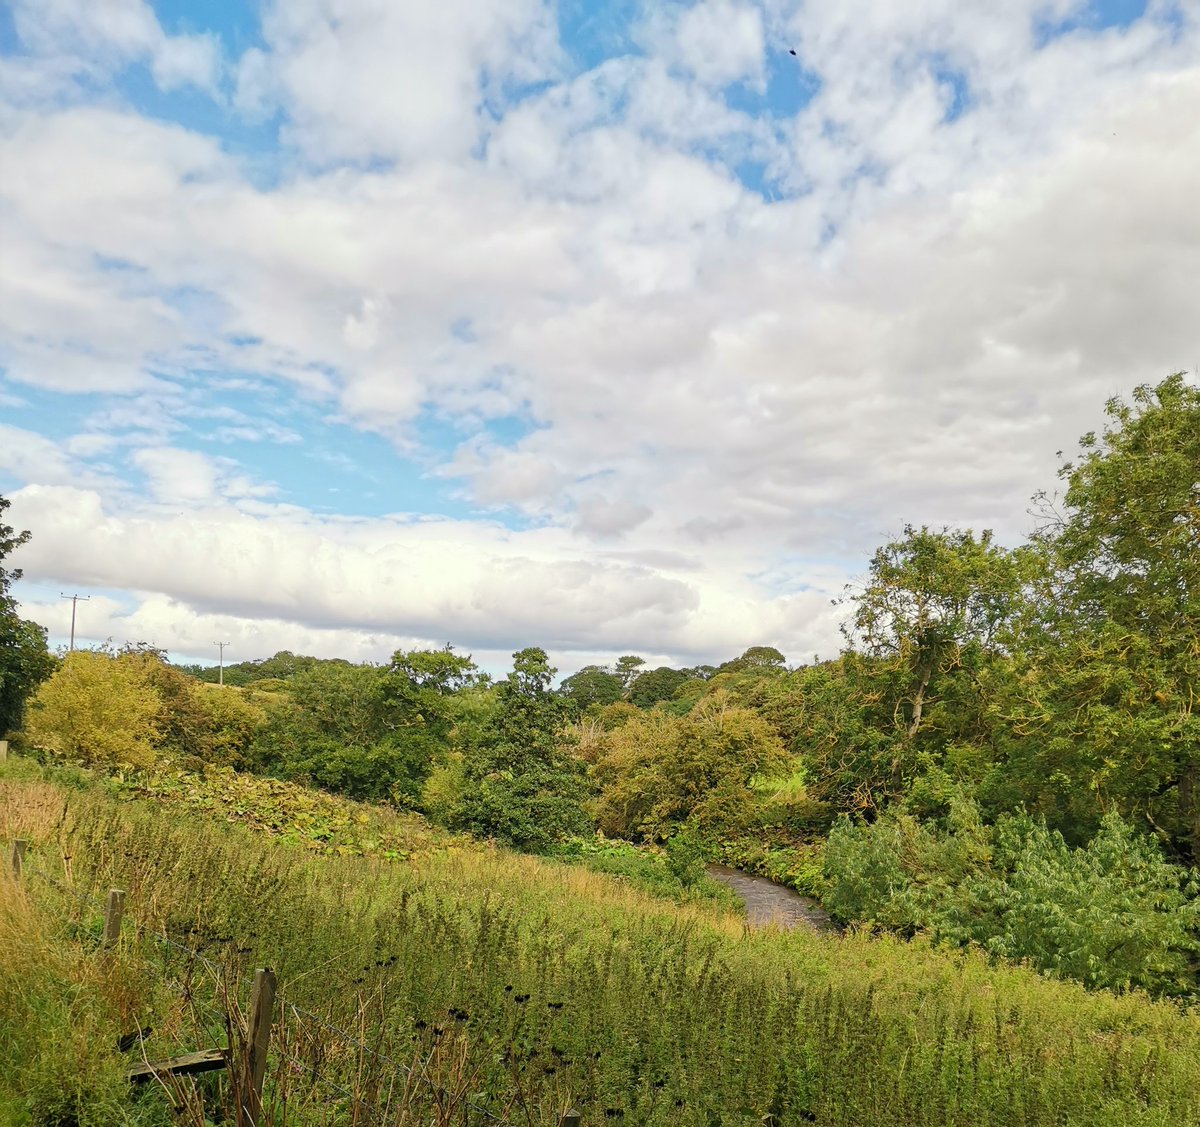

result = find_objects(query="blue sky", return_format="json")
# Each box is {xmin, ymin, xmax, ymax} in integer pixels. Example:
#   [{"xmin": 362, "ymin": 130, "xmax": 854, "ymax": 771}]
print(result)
[{"xmin": 0, "ymin": 0, "xmax": 1196, "ymax": 672}]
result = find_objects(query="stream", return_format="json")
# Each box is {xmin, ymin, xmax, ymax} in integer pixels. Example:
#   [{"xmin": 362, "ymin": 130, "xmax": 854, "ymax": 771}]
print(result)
[{"xmin": 706, "ymin": 864, "xmax": 839, "ymax": 933}]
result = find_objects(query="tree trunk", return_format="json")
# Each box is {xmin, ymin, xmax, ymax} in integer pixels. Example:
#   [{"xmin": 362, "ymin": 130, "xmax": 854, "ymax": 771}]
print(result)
[{"xmin": 907, "ymin": 661, "xmax": 934, "ymax": 739}]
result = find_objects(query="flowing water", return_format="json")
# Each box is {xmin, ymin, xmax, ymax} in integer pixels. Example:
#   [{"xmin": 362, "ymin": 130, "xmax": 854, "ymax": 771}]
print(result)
[{"xmin": 707, "ymin": 864, "xmax": 839, "ymax": 933}]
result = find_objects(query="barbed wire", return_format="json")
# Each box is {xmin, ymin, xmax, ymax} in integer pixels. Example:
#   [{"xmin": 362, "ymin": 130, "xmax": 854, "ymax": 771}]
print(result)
[
  {"xmin": 24, "ymin": 863, "xmax": 106, "ymax": 911},
  {"xmin": 274, "ymin": 1045, "xmax": 373, "ymax": 1117},
  {"xmin": 24, "ymin": 858, "xmax": 232, "ymax": 1036},
  {"xmin": 26, "ymin": 860, "xmax": 229, "ymax": 980}
]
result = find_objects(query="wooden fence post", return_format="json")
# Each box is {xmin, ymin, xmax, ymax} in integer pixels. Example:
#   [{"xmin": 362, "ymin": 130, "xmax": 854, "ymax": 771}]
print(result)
[
  {"xmin": 0, "ymin": 739, "xmax": 8, "ymax": 762},
  {"xmin": 9, "ymin": 839, "xmax": 26, "ymax": 881},
  {"xmin": 245, "ymin": 968, "xmax": 277, "ymax": 1124},
  {"xmin": 103, "ymin": 889, "xmax": 126, "ymax": 945},
  {"xmin": 561, "ymin": 1110, "xmax": 582, "ymax": 1127}
]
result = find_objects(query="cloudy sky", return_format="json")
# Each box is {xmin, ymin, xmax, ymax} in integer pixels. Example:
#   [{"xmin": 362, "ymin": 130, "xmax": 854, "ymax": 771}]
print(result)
[{"xmin": 1, "ymin": 0, "xmax": 1198, "ymax": 676}]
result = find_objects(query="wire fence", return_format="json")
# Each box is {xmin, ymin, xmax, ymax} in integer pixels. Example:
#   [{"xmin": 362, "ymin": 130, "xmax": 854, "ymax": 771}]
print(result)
[{"xmin": 10, "ymin": 840, "xmax": 575, "ymax": 1127}]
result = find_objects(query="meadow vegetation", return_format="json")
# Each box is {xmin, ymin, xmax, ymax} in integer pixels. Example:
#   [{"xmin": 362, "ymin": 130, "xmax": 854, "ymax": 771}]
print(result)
[{"xmin": 6, "ymin": 759, "xmax": 1200, "ymax": 1126}]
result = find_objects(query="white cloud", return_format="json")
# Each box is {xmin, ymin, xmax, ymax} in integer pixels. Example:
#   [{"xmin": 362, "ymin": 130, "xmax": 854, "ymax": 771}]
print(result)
[
  {"xmin": 10, "ymin": 0, "xmax": 220, "ymax": 94},
  {"xmin": 3, "ymin": 1, "xmax": 1200, "ymax": 667},
  {"xmin": 129, "ymin": 447, "xmax": 277, "ymax": 506},
  {"xmin": 575, "ymin": 497, "xmax": 653, "ymax": 538},
  {"xmin": 656, "ymin": 0, "xmax": 766, "ymax": 89},
  {"xmin": 130, "ymin": 447, "xmax": 221, "ymax": 505},
  {"xmin": 5, "ymin": 484, "xmax": 836, "ymax": 667},
  {"xmin": 248, "ymin": 0, "xmax": 562, "ymax": 164},
  {"xmin": 0, "ymin": 425, "xmax": 76, "ymax": 484}
]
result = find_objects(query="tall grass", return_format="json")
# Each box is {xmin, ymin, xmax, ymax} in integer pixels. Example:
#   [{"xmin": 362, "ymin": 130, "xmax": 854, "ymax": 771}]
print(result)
[
  {"xmin": 0, "ymin": 859, "xmax": 172, "ymax": 1124},
  {"xmin": 6, "ymin": 763, "xmax": 1200, "ymax": 1126}
]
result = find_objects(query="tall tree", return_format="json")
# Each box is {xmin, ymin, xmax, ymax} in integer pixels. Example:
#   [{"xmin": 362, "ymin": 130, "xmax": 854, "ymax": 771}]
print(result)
[
  {"xmin": 805, "ymin": 525, "xmax": 1031, "ymax": 812},
  {"xmin": 0, "ymin": 495, "xmax": 54, "ymax": 737},
  {"xmin": 995, "ymin": 375, "xmax": 1200, "ymax": 852},
  {"xmin": 613, "ymin": 655, "xmax": 646, "ymax": 690},
  {"xmin": 454, "ymin": 647, "xmax": 591, "ymax": 849}
]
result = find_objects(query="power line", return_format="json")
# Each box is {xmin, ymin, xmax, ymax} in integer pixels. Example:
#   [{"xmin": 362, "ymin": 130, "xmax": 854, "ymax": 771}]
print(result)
[
  {"xmin": 59, "ymin": 593, "xmax": 90, "ymax": 651},
  {"xmin": 213, "ymin": 641, "xmax": 231, "ymax": 686}
]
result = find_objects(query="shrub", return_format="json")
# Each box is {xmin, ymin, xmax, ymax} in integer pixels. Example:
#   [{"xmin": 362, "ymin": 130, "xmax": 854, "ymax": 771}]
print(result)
[
  {"xmin": 24, "ymin": 650, "xmax": 162, "ymax": 769},
  {"xmin": 823, "ymin": 801, "xmax": 1200, "ymax": 994}
]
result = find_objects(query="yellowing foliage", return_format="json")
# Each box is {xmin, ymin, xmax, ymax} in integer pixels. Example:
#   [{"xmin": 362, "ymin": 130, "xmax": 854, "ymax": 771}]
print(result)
[
  {"xmin": 189, "ymin": 681, "xmax": 269, "ymax": 764},
  {"xmin": 24, "ymin": 650, "xmax": 161, "ymax": 768},
  {"xmin": 591, "ymin": 691, "xmax": 791, "ymax": 838}
]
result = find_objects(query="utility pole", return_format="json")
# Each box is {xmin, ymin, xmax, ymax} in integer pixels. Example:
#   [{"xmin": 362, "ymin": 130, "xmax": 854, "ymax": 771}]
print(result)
[
  {"xmin": 213, "ymin": 641, "xmax": 230, "ymax": 686},
  {"xmin": 60, "ymin": 593, "xmax": 90, "ymax": 651}
]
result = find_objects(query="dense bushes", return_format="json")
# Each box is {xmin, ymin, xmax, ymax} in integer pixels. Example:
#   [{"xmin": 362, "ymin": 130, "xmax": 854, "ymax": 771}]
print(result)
[{"xmin": 823, "ymin": 800, "xmax": 1200, "ymax": 995}]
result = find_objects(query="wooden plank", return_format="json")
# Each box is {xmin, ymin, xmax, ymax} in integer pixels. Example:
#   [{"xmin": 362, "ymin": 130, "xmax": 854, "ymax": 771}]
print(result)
[{"xmin": 127, "ymin": 1048, "xmax": 230, "ymax": 1083}]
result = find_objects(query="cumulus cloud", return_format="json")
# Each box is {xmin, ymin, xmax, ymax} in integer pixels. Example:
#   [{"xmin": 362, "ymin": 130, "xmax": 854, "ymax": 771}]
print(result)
[
  {"xmin": 0, "ymin": 425, "xmax": 77, "ymax": 485},
  {"xmin": 5, "ymin": 485, "xmax": 830, "ymax": 666},
  {"xmin": 248, "ymin": 0, "xmax": 562, "ymax": 164},
  {"xmin": 652, "ymin": 0, "xmax": 766, "ymax": 89},
  {"xmin": 2, "ymin": 1, "xmax": 1199, "ymax": 671},
  {"xmin": 9, "ymin": 0, "xmax": 220, "ymax": 93}
]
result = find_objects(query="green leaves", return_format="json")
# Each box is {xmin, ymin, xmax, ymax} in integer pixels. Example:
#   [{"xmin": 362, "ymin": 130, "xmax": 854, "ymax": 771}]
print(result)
[
  {"xmin": 823, "ymin": 803, "xmax": 1200, "ymax": 996},
  {"xmin": 589, "ymin": 691, "xmax": 790, "ymax": 840},
  {"xmin": 451, "ymin": 647, "xmax": 592, "ymax": 850},
  {"xmin": 0, "ymin": 494, "xmax": 54, "ymax": 737},
  {"xmin": 988, "ymin": 375, "xmax": 1200, "ymax": 853}
]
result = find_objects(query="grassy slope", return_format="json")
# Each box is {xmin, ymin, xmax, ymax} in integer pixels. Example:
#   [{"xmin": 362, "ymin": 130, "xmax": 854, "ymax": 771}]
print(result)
[{"xmin": 3, "ymin": 758, "xmax": 1200, "ymax": 1126}]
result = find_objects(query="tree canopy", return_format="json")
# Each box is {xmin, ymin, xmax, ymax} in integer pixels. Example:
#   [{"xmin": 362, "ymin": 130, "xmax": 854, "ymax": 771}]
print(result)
[{"xmin": 0, "ymin": 494, "xmax": 54, "ymax": 737}]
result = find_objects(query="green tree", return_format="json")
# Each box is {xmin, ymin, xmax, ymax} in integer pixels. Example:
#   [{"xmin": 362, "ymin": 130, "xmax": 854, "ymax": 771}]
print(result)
[
  {"xmin": 591, "ymin": 692, "xmax": 790, "ymax": 839},
  {"xmin": 811, "ymin": 525, "xmax": 1031, "ymax": 812},
  {"xmin": 628, "ymin": 666, "xmax": 691, "ymax": 709},
  {"xmin": 25, "ymin": 649, "xmax": 162, "ymax": 768},
  {"xmin": 559, "ymin": 665, "xmax": 624, "ymax": 709},
  {"xmin": 613, "ymin": 654, "xmax": 646, "ymax": 690},
  {"xmin": 990, "ymin": 375, "xmax": 1200, "ymax": 853},
  {"xmin": 0, "ymin": 495, "xmax": 54, "ymax": 737},
  {"xmin": 247, "ymin": 654, "xmax": 470, "ymax": 805},
  {"xmin": 452, "ymin": 647, "xmax": 591, "ymax": 850},
  {"xmin": 847, "ymin": 526, "xmax": 1028, "ymax": 737},
  {"xmin": 718, "ymin": 646, "xmax": 787, "ymax": 674}
]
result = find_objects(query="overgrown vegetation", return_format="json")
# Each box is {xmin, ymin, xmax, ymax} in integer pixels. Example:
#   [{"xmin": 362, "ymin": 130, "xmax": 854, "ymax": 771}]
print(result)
[{"xmin": 7, "ymin": 761, "xmax": 1200, "ymax": 1126}]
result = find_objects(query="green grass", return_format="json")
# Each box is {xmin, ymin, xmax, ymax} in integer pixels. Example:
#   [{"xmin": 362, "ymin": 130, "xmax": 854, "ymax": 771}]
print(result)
[
  {"xmin": 6, "ymin": 758, "xmax": 1200, "ymax": 1126},
  {"xmin": 547, "ymin": 837, "xmax": 742, "ymax": 910}
]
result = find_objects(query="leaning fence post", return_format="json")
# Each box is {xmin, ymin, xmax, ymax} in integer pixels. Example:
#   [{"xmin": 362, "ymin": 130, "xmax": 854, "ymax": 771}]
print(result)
[
  {"xmin": 9, "ymin": 839, "xmax": 26, "ymax": 881},
  {"xmin": 245, "ymin": 967, "xmax": 277, "ymax": 1123},
  {"xmin": 561, "ymin": 1110, "xmax": 582, "ymax": 1127},
  {"xmin": 103, "ymin": 889, "xmax": 126, "ymax": 945}
]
